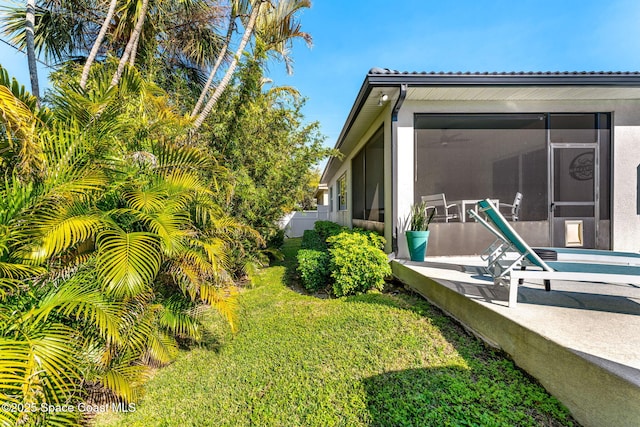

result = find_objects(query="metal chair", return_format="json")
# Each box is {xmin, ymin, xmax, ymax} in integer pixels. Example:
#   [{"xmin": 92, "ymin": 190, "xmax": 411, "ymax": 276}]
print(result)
[
  {"xmin": 421, "ymin": 193, "xmax": 459, "ymax": 222},
  {"xmin": 499, "ymin": 192, "xmax": 522, "ymax": 221}
]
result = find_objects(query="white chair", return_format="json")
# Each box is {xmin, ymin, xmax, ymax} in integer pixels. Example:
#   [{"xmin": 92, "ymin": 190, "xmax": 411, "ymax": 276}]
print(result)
[
  {"xmin": 470, "ymin": 199, "xmax": 640, "ymax": 307},
  {"xmin": 421, "ymin": 193, "xmax": 459, "ymax": 222},
  {"xmin": 499, "ymin": 192, "xmax": 522, "ymax": 221}
]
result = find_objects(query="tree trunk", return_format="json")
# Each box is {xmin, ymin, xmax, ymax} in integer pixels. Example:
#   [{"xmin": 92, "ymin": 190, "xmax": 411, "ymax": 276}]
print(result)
[
  {"xmin": 128, "ymin": 29, "xmax": 141, "ymax": 66},
  {"xmin": 192, "ymin": 0, "xmax": 264, "ymax": 130},
  {"xmin": 25, "ymin": 0, "xmax": 40, "ymax": 103},
  {"xmin": 110, "ymin": 0, "xmax": 149, "ymax": 88},
  {"xmin": 190, "ymin": 11, "xmax": 236, "ymax": 118},
  {"xmin": 80, "ymin": 0, "xmax": 118, "ymax": 89}
]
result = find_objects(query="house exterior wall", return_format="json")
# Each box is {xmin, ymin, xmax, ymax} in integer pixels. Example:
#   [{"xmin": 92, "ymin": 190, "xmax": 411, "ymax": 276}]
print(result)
[
  {"xmin": 325, "ymin": 106, "xmax": 394, "ymax": 252},
  {"xmin": 606, "ymin": 101, "xmax": 640, "ymax": 251},
  {"xmin": 393, "ymin": 98, "xmax": 640, "ymax": 257}
]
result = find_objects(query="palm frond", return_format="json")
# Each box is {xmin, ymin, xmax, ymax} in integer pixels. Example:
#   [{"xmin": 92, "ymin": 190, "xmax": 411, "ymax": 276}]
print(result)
[
  {"xmin": 0, "ymin": 85, "xmax": 42, "ymax": 179},
  {"xmin": 0, "ymin": 65, "xmax": 39, "ymax": 111},
  {"xmin": 189, "ymin": 236, "xmax": 230, "ymax": 273},
  {"xmin": 97, "ymin": 229, "xmax": 161, "ymax": 297},
  {"xmin": 28, "ymin": 279, "xmax": 123, "ymax": 344},
  {"xmin": 198, "ymin": 283, "xmax": 238, "ymax": 333},
  {"xmin": 161, "ymin": 169, "xmax": 211, "ymax": 198},
  {"xmin": 157, "ymin": 298, "xmax": 202, "ymax": 340},
  {"xmin": 99, "ymin": 361, "xmax": 149, "ymax": 403},
  {"xmin": 154, "ymin": 139, "xmax": 211, "ymax": 171},
  {"xmin": 124, "ymin": 188, "xmax": 168, "ymax": 213},
  {"xmin": 1, "ymin": 323, "xmax": 82, "ymax": 412},
  {"xmin": 0, "ymin": 175, "xmax": 35, "ymax": 226},
  {"xmin": 142, "ymin": 327, "xmax": 179, "ymax": 366},
  {"xmin": 25, "ymin": 208, "xmax": 103, "ymax": 262}
]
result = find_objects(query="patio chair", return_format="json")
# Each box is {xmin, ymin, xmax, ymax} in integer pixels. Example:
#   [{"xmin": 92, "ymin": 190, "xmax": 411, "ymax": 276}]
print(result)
[
  {"xmin": 421, "ymin": 193, "xmax": 459, "ymax": 222},
  {"xmin": 468, "ymin": 199, "xmax": 640, "ymax": 307},
  {"xmin": 498, "ymin": 192, "xmax": 522, "ymax": 221}
]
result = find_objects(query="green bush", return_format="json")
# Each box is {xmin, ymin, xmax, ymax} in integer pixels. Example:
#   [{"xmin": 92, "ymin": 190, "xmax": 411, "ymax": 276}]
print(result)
[
  {"xmin": 314, "ymin": 220, "xmax": 345, "ymax": 242},
  {"xmin": 327, "ymin": 232, "xmax": 391, "ymax": 297},
  {"xmin": 296, "ymin": 249, "xmax": 331, "ymax": 292},
  {"xmin": 301, "ymin": 229, "xmax": 326, "ymax": 251},
  {"xmin": 266, "ymin": 228, "xmax": 286, "ymax": 249},
  {"xmin": 352, "ymin": 228, "xmax": 386, "ymax": 250}
]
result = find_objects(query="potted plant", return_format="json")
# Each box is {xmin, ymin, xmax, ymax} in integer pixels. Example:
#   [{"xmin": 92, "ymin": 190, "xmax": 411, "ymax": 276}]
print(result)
[{"xmin": 405, "ymin": 201, "xmax": 435, "ymax": 262}]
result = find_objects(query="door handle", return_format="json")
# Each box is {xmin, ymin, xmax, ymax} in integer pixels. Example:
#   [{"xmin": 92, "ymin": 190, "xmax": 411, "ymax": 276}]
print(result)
[{"xmin": 550, "ymin": 202, "xmax": 555, "ymax": 212}]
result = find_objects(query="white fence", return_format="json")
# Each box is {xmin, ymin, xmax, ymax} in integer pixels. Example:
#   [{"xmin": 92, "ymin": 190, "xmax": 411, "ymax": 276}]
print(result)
[{"xmin": 280, "ymin": 206, "xmax": 329, "ymax": 237}]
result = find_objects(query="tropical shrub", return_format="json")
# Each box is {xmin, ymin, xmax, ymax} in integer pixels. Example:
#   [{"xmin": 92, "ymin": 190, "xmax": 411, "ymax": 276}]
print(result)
[
  {"xmin": 351, "ymin": 228, "xmax": 386, "ymax": 250},
  {"xmin": 301, "ymin": 229, "xmax": 325, "ymax": 250},
  {"xmin": 314, "ymin": 220, "xmax": 345, "ymax": 242},
  {"xmin": 206, "ymin": 51, "xmax": 333, "ymax": 253},
  {"xmin": 327, "ymin": 232, "xmax": 391, "ymax": 297},
  {"xmin": 296, "ymin": 249, "xmax": 330, "ymax": 292},
  {"xmin": 0, "ymin": 66, "xmax": 252, "ymax": 426}
]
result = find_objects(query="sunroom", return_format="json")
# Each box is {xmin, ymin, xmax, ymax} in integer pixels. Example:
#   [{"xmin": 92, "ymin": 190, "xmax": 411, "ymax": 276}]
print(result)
[{"xmin": 320, "ymin": 69, "xmax": 640, "ymax": 257}]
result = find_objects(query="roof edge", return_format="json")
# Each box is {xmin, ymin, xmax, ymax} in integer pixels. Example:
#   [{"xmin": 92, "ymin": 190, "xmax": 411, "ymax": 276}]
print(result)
[{"xmin": 366, "ymin": 69, "xmax": 640, "ymax": 86}]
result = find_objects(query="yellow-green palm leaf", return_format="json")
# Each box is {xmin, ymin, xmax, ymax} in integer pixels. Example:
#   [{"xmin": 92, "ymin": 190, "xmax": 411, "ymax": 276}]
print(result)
[
  {"xmin": 27, "ymin": 209, "xmax": 103, "ymax": 262},
  {"xmin": 97, "ymin": 229, "xmax": 161, "ymax": 298},
  {"xmin": 27, "ymin": 280, "xmax": 123, "ymax": 345},
  {"xmin": 123, "ymin": 188, "xmax": 168, "ymax": 213}
]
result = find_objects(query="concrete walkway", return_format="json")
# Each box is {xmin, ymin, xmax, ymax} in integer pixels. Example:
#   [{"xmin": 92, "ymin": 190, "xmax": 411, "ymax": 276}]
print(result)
[{"xmin": 391, "ymin": 257, "xmax": 640, "ymax": 427}]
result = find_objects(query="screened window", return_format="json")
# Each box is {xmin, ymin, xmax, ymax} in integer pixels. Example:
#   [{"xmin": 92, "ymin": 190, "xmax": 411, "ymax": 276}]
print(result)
[
  {"xmin": 329, "ymin": 186, "xmax": 334, "ymax": 212},
  {"xmin": 352, "ymin": 127, "xmax": 385, "ymax": 222},
  {"xmin": 414, "ymin": 113, "xmax": 611, "ymax": 223},
  {"xmin": 338, "ymin": 174, "xmax": 347, "ymax": 211},
  {"xmin": 414, "ymin": 114, "xmax": 548, "ymax": 220}
]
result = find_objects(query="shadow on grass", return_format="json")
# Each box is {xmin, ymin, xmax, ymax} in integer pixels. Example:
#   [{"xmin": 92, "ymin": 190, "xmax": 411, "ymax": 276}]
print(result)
[
  {"xmin": 346, "ymin": 292, "xmax": 577, "ymax": 426},
  {"xmin": 274, "ymin": 238, "xmax": 302, "ymax": 288},
  {"xmin": 362, "ymin": 367, "xmax": 575, "ymax": 427}
]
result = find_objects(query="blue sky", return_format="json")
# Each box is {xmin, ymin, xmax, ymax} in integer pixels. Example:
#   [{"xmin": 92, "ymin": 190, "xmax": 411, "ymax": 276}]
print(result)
[
  {"xmin": 265, "ymin": 0, "xmax": 640, "ymax": 146},
  {"xmin": 2, "ymin": 0, "xmax": 640, "ymax": 147}
]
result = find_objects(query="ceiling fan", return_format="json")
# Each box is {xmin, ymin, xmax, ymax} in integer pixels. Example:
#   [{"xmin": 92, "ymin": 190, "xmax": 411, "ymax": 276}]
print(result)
[{"xmin": 439, "ymin": 130, "xmax": 471, "ymax": 146}]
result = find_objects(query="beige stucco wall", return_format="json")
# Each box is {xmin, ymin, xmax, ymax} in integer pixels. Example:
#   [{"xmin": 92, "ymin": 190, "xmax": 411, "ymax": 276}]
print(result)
[{"xmin": 610, "ymin": 102, "xmax": 640, "ymax": 250}]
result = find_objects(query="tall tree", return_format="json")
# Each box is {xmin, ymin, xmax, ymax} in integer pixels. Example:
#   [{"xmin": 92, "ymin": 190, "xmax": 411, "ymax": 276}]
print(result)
[
  {"xmin": 25, "ymin": 0, "xmax": 40, "ymax": 103},
  {"xmin": 190, "ymin": 0, "xmax": 245, "ymax": 118},
  {"xmin": 255, "ymin": 0, "xmax": 312, "ymax": 75},
  {"xmin": 192, "ymin": 0, "xmax": 265, "ymax": 130},
  {"xmin": 206, "ymin": 51, "xmax": 331, "ymax": 243},
  {"xmin": 80, "ymin": 0, "xmax": 119, "ymax": 89},
  {"xmin": 110, "ymin": 0, "xmax": 150, "ymax": 87}
]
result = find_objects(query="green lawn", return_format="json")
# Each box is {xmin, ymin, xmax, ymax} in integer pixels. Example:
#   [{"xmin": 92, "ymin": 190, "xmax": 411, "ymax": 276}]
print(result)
[{"xmin": 95, "ymin": 238, "xmax": 576, "ymax": 427}]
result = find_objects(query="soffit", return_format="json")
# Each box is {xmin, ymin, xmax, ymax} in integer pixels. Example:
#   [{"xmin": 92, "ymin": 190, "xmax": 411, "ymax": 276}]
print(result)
[
  {"xmin": 321, "ymin": 76, "xmax": 640, "ymax": 184},
  {"xmin": 405, "ymin": 86, "xmax": 640, "ymax": 101}
]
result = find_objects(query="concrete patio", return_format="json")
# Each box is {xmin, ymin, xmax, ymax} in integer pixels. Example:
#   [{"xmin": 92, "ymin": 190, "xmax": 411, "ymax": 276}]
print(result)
[{"xmin": 391, "ymin": 257, "xmax": 640, "ymax": 427}]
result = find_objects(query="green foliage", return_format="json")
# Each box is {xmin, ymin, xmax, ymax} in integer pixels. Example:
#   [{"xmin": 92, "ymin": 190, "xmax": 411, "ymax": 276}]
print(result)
[
  {"xmin": 0, "ymin": 66, "xmax": 244, "ymax": 426},
  {"xmin": 94, "ymin": 238, "xmax": 575, "ymax": 427},
  {"xmin": 327, "ymin": 232, "xmax": 391, "ymax": 297},
  {"xmin": 406, "ymin": 200, "xmax": 436, "ymax": 231},
  {"xmin": 301, "ymin": 229, "xmax": 325, "ymax": 251},
  {"xmin": 206, "ymin": 50, "xmax": 333, "ymax": 251},
  {"xmin": 296, "ymin": 249, "xmax": 330, "ymax": 292},
  {"xmin": 313, "ymin": 220, "xmax": 345, "ymax": 242},
  {"xmin": 351, "ymin": 228, "xmax": 386, "ymax": 250}
]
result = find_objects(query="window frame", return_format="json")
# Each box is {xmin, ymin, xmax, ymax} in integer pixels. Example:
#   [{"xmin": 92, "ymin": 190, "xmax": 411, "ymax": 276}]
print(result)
[{"xmin": 337, "ymin": 173, "xmax": 347, "ymax": 211}]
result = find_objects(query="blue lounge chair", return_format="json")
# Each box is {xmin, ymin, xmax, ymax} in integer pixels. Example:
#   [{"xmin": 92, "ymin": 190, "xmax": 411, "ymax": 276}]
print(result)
[{"xmin": 469, "ymin": 199, "xmax": 640, "ymax": 307}]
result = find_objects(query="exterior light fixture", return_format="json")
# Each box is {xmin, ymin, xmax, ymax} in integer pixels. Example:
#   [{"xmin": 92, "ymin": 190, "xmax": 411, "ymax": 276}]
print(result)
[{"xmin": 378, "ymin": 93, "xmax": 389, "ymax": 106}]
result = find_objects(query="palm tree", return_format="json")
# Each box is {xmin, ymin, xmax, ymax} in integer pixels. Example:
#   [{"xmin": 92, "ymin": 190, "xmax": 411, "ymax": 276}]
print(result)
[
  {"xmin": 0, "ymin": 65, "xmax": 253, "ymax": 424},
  {"xmin": 110, "ymin": 0, "xmax": 150, "ymax": 87},
  {"xmin": 80, "ymin": 0, "xmax": 119, "ymax": 89},
  {"xmin": 192, "ymin": 0, "xmax": 266, "ymax": 130},
  {"xmin": 25, "ymin": 0, "xmax": 40, "ymax": 103},
  {"xmin": 190, "ymin": 0, "xmax": 250, "ymax": 118},
  {"xmin": 254, "ymin": 0, "xmax": 312, "ymax": 74},
  {"xmin": 191, "ymin": 0, "xmax": 312, "ymax": 130}
]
